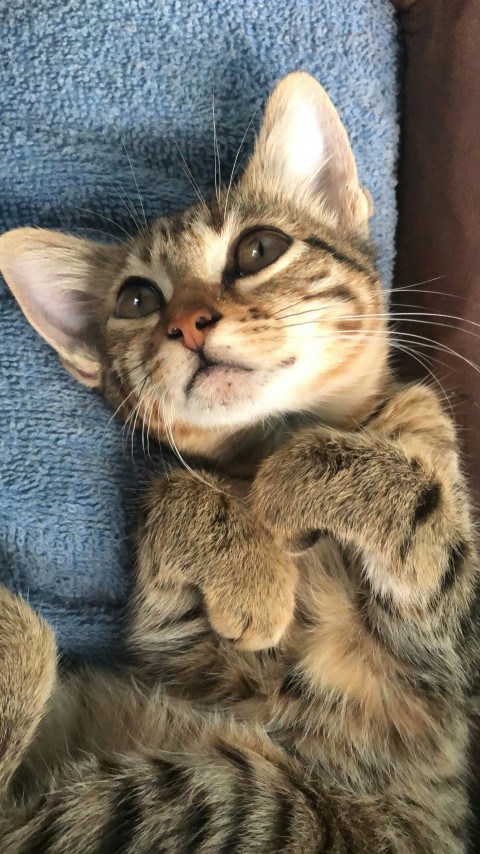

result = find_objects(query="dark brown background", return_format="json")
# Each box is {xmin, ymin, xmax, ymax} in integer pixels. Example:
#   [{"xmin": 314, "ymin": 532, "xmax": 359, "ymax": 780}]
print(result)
[
  {"xmin": 392, "ymin": 0, "xmax": 480, "ymax": 508},
  {"xmin": 391, "ymin": 0, "xmax": 480, "ymax": 843}
]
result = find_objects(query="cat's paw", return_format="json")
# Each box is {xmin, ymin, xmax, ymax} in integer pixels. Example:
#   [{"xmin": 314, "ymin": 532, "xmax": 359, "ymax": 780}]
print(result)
[
  {"xmin": 249, "ymin": 434, "xmax": 312, "ymax": 543},
  {"xmin": 250, "ymin": 426, "xmax": 345, "ymax": 544},
  {"xmin": 203, "ymin": 556, "xmax": 297, "ymax": 651},
  {"xmin": 143, "ymin": 467, "xmax": 298, "ymax": 651}
]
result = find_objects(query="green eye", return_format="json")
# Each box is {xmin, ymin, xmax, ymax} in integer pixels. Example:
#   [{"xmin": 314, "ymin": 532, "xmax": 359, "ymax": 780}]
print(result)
[
  {"xmin": 234, "ymin": 229, "xmax": 291, "ymax": 277},
  {"xmin": 115, "ymin": 277, "xmax": 165, "ymax": 319}
]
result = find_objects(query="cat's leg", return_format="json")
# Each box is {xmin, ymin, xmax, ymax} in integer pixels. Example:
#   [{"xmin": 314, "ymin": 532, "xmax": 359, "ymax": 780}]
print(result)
[
  {"xmin": 128, "ymin": 470, "xmax": 297, "ymax": 698},
  {"xmin": 249, "ymin": 383, "xmax": 475, "ymax": 846},
  {"xmin": 137, "ymin": 470, "xmax": 298, "ymax": 650},
  {"xmin": 252, "ymin": 384, "xmax": 476, "ymax": 619},
  {"xmin": 0, "ymin": 584, "xmax": 462, "ymax": 853},
  {"xmin": 250, "ymin": 383, "xmax": 478, "ymax": 711},
  {"xmin": 0, "ymin": 617, "xmax": 465, "ymax": 854},
  {"xmin": 1, "ymin": 717, "xmax": 453, "ymax": 854},
  {"xmin": 0, "ymin": 587, "xmax": 57, "ymax": 794}
]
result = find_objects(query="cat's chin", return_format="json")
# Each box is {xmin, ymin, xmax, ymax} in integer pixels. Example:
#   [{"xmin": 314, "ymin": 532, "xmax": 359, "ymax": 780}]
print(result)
[
  {"xmin": 180, "ymin": 364, "xmax": 271, "ymax": 429},
  {"xmin": 185, "ymin": 363, "xmax": 255, "ymax": 397}
]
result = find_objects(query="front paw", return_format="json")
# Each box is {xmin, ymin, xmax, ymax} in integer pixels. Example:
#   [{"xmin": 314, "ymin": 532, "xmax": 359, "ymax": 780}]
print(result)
[
  {"xmin": 203, "ymin": 549, "xmax": 297, "ymax": 651},
  {"xmin": 250, "ymin": 426, "xmax": 353, "ymax": 546},
  {"xmin": 142, "ymin": 468, "xmax": 298, "ymax": 651},
  {"xmin": 249, "ymin": 431, "xmax": 321, "ymax": 543}
]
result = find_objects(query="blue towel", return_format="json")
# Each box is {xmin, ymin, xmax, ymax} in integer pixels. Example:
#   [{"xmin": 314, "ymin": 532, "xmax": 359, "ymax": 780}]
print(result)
[{"xmin": 0, "ymin": 0, "xmax": 399, "ymax": 662}]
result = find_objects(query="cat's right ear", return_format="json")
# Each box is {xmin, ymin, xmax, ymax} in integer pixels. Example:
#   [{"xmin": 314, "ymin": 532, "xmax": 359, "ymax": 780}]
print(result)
[
  {"xmin": 0, "ymin": 228, "xmax": 123, "ymax": 387},
  {"xmin": 241, "ymin": 72, "xmax": 372, "ymax": 235}
]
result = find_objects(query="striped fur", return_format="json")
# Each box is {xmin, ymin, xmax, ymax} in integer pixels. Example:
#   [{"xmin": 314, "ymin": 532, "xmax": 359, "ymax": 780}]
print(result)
[{"xmin": 0, "ymin": 73, "xmax": 478, "ymax": 852}]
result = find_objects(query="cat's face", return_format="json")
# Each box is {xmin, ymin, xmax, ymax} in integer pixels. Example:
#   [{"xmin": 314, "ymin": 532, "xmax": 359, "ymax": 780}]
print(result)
[{"xmin": 0, "ymin": 73, "xmax": 388, "ymax": 457}]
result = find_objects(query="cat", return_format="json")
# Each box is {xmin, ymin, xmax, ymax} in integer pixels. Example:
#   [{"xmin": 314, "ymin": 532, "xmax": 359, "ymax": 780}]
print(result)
[{"xmin": 0, "ymin": 71, "xmax": 478, "ymax": 853}]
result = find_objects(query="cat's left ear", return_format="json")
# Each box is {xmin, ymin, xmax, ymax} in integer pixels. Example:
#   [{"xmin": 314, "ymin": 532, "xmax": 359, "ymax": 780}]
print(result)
[
  {"xmin": 0, "ymin": 228, "xmax": 123, "ymax": 387},
  {"xmin": 241, "ymin": 72, "xmax": 372, "ymax": 234}
]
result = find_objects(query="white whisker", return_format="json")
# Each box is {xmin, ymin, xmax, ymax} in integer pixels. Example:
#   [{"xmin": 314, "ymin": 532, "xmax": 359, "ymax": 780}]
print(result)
[
  {"xmin": 212, "ymin": 88, "xmax": 221, "ymax": 204},
  {"xmin": 72, "ymin": 205, "xmax": 133, "ymax": 241},
  {"xmin": 130, "ymin": 380, "xmax": 148, "ymax": 461},
  {"xmin": 389, "ymin": 339, "xmax": 454, "ymax": 415},
  {"xmin": 115, "ymin": 187, "xmax": 145, "ymax": 237},
  {"xmin": 223, "ymin": 106, "xmax": 259, "ymax": 216},
  {"xmin": 120, "ymin": 134, "xmax": 148, "ymax": 234},
  {"xmin": 72, "ymin": 226, "xmax": 129, "ymax": 248},
  {"xmin": 171, "ymin": 136, "xmax": 209, "ymax": 210},
  {"xmin": 101, "ymin": 376, "xmax": 149, "ymax": 445},
  {"xmin": 277, "ymin": 312, "xmax": 480, "ymax": 343},
  {"xmin": 119, "ymin": 374, "xmax": 151, "ymax": 457},
  {"xmin": 165, "ymin": 400, "xmax": 228, "ymax": 495}
]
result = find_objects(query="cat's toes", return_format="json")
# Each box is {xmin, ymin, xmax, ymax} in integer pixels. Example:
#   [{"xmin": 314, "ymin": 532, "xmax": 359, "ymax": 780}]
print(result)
[
  {"xmin": 235, "ymin": 603, "xmax": 294, "ymax": 652},
  {"xmin": 206, "ymin": 599, "xmax": 293, "ymax": 652},
  {"xmin": 204, "ymin": 566, "xmax": 297, "ymax": 652},
  {"xmin": 204, "ymin": 599, "xmax": 251, "ymax": 646}
]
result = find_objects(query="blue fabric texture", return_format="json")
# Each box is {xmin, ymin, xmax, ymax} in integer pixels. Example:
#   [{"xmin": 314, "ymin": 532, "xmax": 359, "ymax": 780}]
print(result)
[{"xmin": 0, "ymin": 0, "xmax": 399, "ymax": 662}]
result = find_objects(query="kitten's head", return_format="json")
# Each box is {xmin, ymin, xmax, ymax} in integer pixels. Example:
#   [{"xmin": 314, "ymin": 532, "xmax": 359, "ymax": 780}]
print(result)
[{"xmin": 0, "ymin": 73, "xmax": 388, "ymax": 458}]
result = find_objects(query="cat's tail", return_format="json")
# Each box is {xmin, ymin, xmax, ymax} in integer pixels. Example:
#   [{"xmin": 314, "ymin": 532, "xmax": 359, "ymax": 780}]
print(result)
[
  {"xmin": 0, "ymin": 588, "xmax": 57, "ymax": 794},
  {"xmin": 2, "ymin": 735, "xmax": 325, "ymax": 853},
  {"xmin": 1, "ymin": 727, "xmax": 458, "ymax": 854}
]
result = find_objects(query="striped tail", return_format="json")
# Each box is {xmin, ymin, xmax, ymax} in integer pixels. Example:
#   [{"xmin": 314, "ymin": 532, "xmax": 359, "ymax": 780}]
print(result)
[{"xmin": 2, "ymin": 737, "xmax": 331, "ymax": 853}]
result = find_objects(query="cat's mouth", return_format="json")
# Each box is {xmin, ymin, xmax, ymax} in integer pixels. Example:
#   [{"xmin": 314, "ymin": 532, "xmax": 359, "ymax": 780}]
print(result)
[{"xmin": 186, "ymin": 352, "xmax": 254, "ymax": 396}]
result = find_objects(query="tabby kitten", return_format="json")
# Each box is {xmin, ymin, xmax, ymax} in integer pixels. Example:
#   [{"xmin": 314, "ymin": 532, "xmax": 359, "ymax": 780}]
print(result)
[{"xmin": 0, "ymin": 72, "xmax": 478, "ymax": 853}]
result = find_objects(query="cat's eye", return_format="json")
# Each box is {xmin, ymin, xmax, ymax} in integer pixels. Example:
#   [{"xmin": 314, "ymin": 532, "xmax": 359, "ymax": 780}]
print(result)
[
  {"xmin": 234, "ymin": 229, "xmax": 291, "ymax": 277},
  {"xmin": 114, "ymin": 277, "xmax": 165, "ymax": 319}
]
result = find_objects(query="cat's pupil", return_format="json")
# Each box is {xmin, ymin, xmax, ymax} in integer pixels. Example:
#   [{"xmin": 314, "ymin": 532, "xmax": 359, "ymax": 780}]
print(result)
[
  {"xmin": 234, "ymin": 228, "xmax": 291, "ymax": 277},
  {"xmin": 114, "ymin": 277, "xmax": 165, "ymax": 319}
]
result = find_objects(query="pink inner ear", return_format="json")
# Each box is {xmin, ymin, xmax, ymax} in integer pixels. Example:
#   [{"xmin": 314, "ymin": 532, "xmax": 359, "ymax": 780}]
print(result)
[
  {"xmin": 14, "ymin": 256, "xmax": 90, "ymax": 339},
  {"xmin": 243, "ymin": 73, "xmax": 366, "ymax": 232},
  {"xmin": 0, "ymin": 227, "xmax": 107, "ymax": 386}
]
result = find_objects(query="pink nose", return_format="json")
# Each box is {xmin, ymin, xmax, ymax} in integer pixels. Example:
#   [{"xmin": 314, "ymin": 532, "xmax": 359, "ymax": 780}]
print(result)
[{"xmin": 167, "ymin": 308, "xmax": 221, "ymax": 351}]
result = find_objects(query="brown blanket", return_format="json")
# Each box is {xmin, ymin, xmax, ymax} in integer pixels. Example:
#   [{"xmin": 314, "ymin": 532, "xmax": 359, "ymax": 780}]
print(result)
[
  {"xmin": 391, "ymin": 0, "xmax": 480, "ymax": 841},
  {"xmin": 392, "ymin": 0, "xmax": 480, "ymax": 507}
]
